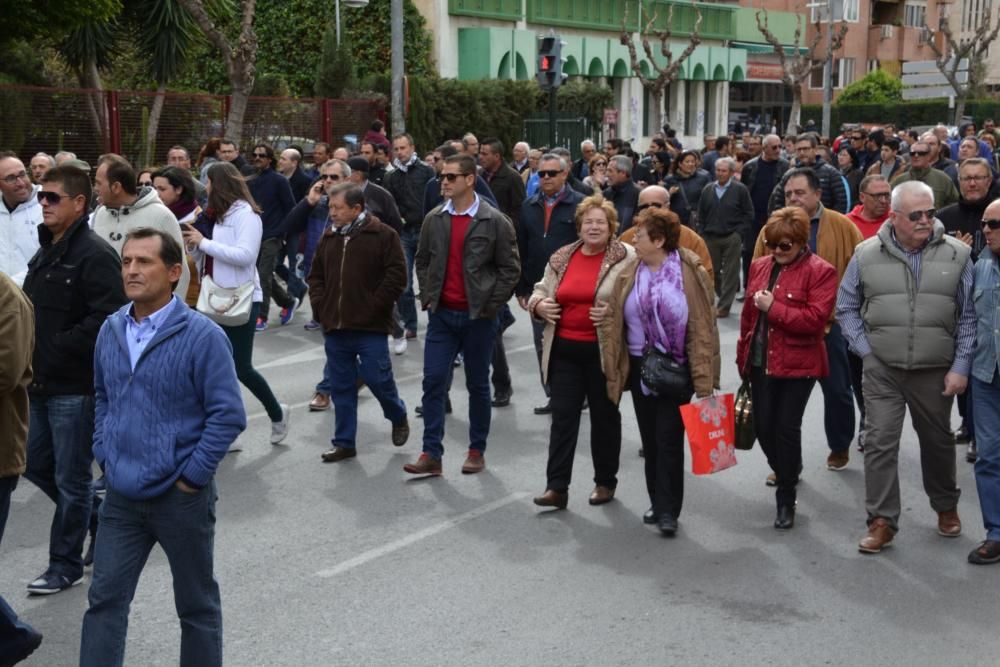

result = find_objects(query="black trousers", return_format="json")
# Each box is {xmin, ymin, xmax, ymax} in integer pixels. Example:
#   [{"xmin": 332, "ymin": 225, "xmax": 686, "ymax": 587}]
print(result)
[
  {"xmin": 847, "ymin": 349, "xmax": 866, "ymax": 437},
  {"xmin": 545, "ymin": 338, "xmax": 622, "ymax": 492},
  {"xmin": 630, "ymin": 358, "xmax": 689, "ymax": 519},
  {"xmin": 750, "ymin": 366, "xmax": 815, "ymax": 508}
]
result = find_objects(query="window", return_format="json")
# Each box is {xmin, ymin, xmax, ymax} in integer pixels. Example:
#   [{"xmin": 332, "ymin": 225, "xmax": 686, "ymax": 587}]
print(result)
[
  {"xmin": 809, "ymin": 58, "xmax": 855, "ymax": 89},
  {"xmin": 810, "ymin": 0, "xmax": 860, "ymax": 23},
  {"xmin": 904, "ymin": 1, "xmax": 927, "ymax": 27},
  {"xmin": 962, "ymin": 0, "xmax": 991, "ymax": 32},
  {"xmin": 867, "ymin": 59, "xmax": 880, "ymax": 73}
]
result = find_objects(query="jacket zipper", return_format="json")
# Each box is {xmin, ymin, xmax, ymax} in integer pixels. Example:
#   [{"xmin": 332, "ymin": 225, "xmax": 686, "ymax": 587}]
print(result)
[{"xmin": 336, "ymin": 236, "xmax": 350, "ymax": 329}]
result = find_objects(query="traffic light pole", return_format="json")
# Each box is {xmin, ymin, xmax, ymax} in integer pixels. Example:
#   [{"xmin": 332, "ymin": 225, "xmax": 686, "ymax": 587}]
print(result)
[{"xmin": 548, "ymin": 87, "xmax": 557, "ymax": 149}]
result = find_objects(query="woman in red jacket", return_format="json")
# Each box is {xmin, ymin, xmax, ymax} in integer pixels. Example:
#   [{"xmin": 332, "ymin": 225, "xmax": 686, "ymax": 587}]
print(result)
[{"xmin": 737, "ymin": 207, "xmax": 838, "ymax": 530}]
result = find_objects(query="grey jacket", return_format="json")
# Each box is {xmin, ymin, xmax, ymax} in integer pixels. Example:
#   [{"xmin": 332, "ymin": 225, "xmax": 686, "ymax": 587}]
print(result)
[{"xmin": 415, "ymin": 198, "xmax": 521, "ymax": 319}]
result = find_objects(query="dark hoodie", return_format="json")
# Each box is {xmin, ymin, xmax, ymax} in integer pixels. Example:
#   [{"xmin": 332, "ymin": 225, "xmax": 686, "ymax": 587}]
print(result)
[{"xmin": 936, "ymin": 183, "xmax": 999, "ymax": 261}]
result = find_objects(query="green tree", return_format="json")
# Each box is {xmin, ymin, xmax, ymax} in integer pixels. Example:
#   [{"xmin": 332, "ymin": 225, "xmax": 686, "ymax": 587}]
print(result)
[
  {"xmin": 0, "ymin": 0, "xmax": 121, "ymax": 47},
  {"xmin": 835, "ymin": 69, "xmax": 902, "ymax": 106},
  {"xmin": 341, "ymin": 0, "xmax": 434, "ymax": 81},
  {"xmin": 314, "ymin": 26, "xmax": 355, "ymax": 99}
]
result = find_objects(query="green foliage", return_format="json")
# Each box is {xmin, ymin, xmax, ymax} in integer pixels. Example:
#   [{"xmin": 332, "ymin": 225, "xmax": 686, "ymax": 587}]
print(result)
[
  {"xmin": 340, "ymin": 0, "xmax": 434, "ymax": 81},
  {"xmin": 252, "ymin": 72, "xmax": 290, "ymax": 97},
  {"xmin": 0, "ymin": 0, "xmax": 121, "ymax": 47},
  {"xmin": 803, "ymin": 99, "xmax": 1000, "ymax": 129},
  {"xmin": 0, "ymin": 40, "xmax": 53, "ymax": 86},
  {"xmin": 59, "ymin": 19, "xmax": 121, "ymax": 73},
  {"xmin": 129, "ymin": 0, "xmax": 198, "ymax": 84},
  {"xmin": 543, "ymin": 80, "xmax": 615, "ymax": 125},
  {"xmin": 835, "ymin": 70, "xmax": 903, "ymax": 106},
  {"xmin": 314, "ymin": 27, "xmax": 356, "ymax": 98}
]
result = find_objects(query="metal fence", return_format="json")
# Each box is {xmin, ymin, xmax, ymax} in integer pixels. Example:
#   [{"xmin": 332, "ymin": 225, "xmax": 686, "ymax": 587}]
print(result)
[
  {"xmin": 522, "ymin": 114, "xmax": 603, "ymax": 161},
  {"xmin": 0, "ymin": 84, "xmax": 385, "ymax": 168}
]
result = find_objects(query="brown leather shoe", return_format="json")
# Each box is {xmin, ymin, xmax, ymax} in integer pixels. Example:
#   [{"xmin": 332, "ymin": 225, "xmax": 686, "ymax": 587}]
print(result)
[
  {"xmin": 858, "ymin": 517, "xmax": 895, "ymax": 554},
  {"xmin": 937, "ymin": 508, "xmax": 962, "ymax": 537},
  {"xmin": 391, "ymin": 420, "xmax": 410, "ymax": 447},
  {"xmin": 309, "ymin": 392, "xmax": 331, "ymax": 411},
  {"xmin": 461, "ymin": 450, "xmax": 485, "ymax": 474},
  {"xmin": 403, "ymin": 454, "xmax": 442, "ymax": 476},
  {"xmin": 321, "ymin": 446, "xmax": 357, "ymax": 463},
  {"xmin": 588, "ymin": 485, "xmax": 615, "ymax": 505},
  {"xmin": 716, "ymin": 308, "xmax": 730, "ymax": 318},
  {"xmin": 533, "ymin": 489, "xmax": 568, "ymax": 509}
]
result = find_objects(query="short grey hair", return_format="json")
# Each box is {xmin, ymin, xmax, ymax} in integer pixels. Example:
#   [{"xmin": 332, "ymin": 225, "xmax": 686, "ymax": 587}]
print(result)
[
  {"xmin": 282, "ymin": 148, "xmax": 302, "ymax": 163},
  {"xmin": 581, "ymin": 139, "xmax": 596, "ymax": 150},
  {"xmin": 539, "ymin": 153, "xmax": 567, "ymax": 172},
  {"xmin": 715, "ymin": 156, "xmax": 737, "ymax": 172},
  {"xmin": 891, "ymin": 180, "xmax": 934, "ymax": 212},
  {"xmin": 609, "ymin": 154, "xmax": 632, "ymax": 176},
  {"xmin": 514, "ymin": 141, "xmax": 530, "ymax": 152},
  {"xmin": 959, "ymin": 157, "xmax": 992, "ymax": 174},
  {"xmin": 763, "ymin": 134, "xmax": 781, "ymax": 146},
  {"xmin": 32, "ymin": 152, "xmax": 56, "ymax": 167},
  {"xmin": 324, "ymin": 158, "xmax": 351, "ymax": 177},
  {"xmin": 54, "ymin": 151, "xmax": 76, "ymax": 161}
]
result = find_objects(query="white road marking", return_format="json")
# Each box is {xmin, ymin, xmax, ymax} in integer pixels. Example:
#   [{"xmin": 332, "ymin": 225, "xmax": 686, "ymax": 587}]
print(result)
[{"xmin": 314, "ymin": 492, "xmax": 529, "ymax": 578}]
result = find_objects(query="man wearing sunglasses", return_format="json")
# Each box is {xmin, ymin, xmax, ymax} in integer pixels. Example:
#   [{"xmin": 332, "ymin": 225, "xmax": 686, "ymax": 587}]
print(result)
[
  {"xmin": 0, "ymin": 153, "xmax": 42, "ymax": 286},
  {"xmin": 890, "ymin": 140, "xmax": 959, "ymax": 209},
  {"xmin": 837, "ymin": 180, "xmax": 976, "ymax": 555},
  {"xmin": 21, "ymin": 166, "xmax": 127, "ymax": 594}
]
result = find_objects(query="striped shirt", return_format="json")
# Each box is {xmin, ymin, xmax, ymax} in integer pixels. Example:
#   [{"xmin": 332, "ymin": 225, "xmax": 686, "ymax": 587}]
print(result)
[{"xmin": 836, "ymin": 227, "xmax": 976, "ymax": 375}]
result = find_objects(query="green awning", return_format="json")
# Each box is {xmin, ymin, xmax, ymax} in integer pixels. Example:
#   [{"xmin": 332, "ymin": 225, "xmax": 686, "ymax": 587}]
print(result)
[{"xmin": 731, "ymin": 41, "xmax": 808, "ymax": 56}]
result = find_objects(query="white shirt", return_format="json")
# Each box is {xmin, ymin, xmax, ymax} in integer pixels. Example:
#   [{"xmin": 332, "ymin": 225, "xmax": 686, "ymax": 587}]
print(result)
[
  {"xmin": 195, "ymin": 200, "xmax": 263, "ymax": 302},
  {"xmin": 0, "ymin": 184, "xmax": 42, "ymax": 286}
]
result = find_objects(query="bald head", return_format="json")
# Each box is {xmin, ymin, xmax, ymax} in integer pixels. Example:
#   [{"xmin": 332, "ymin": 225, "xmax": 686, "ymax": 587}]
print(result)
[
  {"xmin": 984, "ymin": 199, "xmax": 1000, "ymax": 255},
  {"xmin": 639, "ymin": 185, "xmax": 670, "ymax": 208},
  {"xmin": 277, "ymin": 148, "xmax": 301, "ymax": 176}
]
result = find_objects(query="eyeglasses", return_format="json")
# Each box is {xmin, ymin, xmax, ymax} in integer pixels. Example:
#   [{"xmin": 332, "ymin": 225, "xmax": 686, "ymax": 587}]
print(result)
[
  {"xmin": 440, "ymin": 173, "xmax": 467, "ymax": 182},
  {"xmin": 637, "ymin": 202, "xmax": 664, "ymax": 212},
  {"xmin": 138, "ymin": 181, "xmax": 152, "ymax": 187},
  {"xmin": 960, "ymin": 174, "xmax": 991, "ymax": 182},
  {"xmin": 764, "ymin": 239, "xmax": 795, "ymax": 252},
  {"xmin": 862, "ymin": 191, "xmax": 891, "ymax": 200},
  {"xmin": 253, "ymin": 152, "xmax": 269, "ymax": 158},
  {"xmin": 903, "ymin": 208, "xmax": 936, "ymax": 222},
  {"xmin": 593, "ymin": 161, "xmax": 607, "ymax": 168},
  {"xmin": 983, "ymin": 218, "xmax": 1000, "ymax": 230},
  {"xmin": 321, "ymin": 174, "xmax": 341, "ymax": 181},
  {"xmin": 2, "ymin": 171, "xmax": 30, "ymax": 185},
  {"xmin": 537, "ymin": 170, "xmax": 561, "ymax": 179},
  {"xmin": 37, "ymin": 191, "xmax": 72, "ymax": 205},
  {"xmin": 910, "ymin": 150, "xmax": 930, "ymax": 157}
]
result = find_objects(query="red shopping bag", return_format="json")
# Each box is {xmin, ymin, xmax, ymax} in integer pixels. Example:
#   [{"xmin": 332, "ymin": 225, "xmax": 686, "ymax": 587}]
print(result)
[{"xmin": 680, "ymin": 394, "xmax": 738, "ymax": 475}]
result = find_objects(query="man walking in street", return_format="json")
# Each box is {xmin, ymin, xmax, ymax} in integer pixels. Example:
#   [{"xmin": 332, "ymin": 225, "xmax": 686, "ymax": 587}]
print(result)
[
  {"xmin": 0, "ymin": 152, "xmax": 41, "ymax": 286},
  {"xmin": 603, "ymin": 155, "xmax": 641, "ymax": 232},
  {"xmin": 837, "ymin": 181, "xmax": 975, "ymax": 554},
  {"xmin": 697, "ymin": 157, "xmax": 753, "ymax": 318},
  {"xmin": 22, "ymin": 165, "xmax": 127, "ymax": 594},
  {"xmin": 307, "ymin": 183, "xmax": 409, "ymax": 463},
  {"xmin": 890, "ymin": 140, "xmax": 959, "ymax": 209},
  {"xmin": 755, "ymin": 167, "xmax": 863, "ymax": 472},
  {"xmin": 406, "ymin": 154, "xmax": 520, "ymax": 476},
  {"xmin": 769, "ymin": 133, "xmax": 849, "ymax": 214},
  {"xmin": 80, "ymin": 228, "xmax": 245, "ymax": 667},
  {"xmin": 740, "ymin": 135, "xmax": 788, "ymax": 292}
]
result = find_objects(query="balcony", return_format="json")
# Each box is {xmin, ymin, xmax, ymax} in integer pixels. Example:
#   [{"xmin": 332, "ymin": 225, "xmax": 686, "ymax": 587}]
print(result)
[
  {"xmin": 867, "ymin": 24, "xmax": 938, "ymax": 62},
  {"xmin": 449, "ymin": 0, "xmax": 523, "ymax": 21},
  {"xmin": 525, "ymin": 0, "xmax": 737, "ymax": 40}
]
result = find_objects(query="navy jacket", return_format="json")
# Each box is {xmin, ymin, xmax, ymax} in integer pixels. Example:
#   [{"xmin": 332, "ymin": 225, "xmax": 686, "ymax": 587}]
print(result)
[
  {"xmin": 516, "ymin": 187, "xmax": 585, "ymax": 296},
  {"xmin": 248, "ymin": 167, "xmax": 295, "ymax": 240}
]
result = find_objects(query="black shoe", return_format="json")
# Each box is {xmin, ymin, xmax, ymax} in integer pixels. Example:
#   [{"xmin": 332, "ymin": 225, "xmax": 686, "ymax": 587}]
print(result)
[
  {"xmin": 491, "ymin": 389, "xmax": 512, "ymax": 408},
  {"xmin": 415, "ymin": 397, "xmax": 452, "ymax": 418},
  {"xmin": 774, "ymin": 505, "xmax": 795, "ymax": 530},
  {"xmin": 643, "ymin": 507, "xmax": 657, "ymax": 525},
  {"xmin": 533, "ymin": 401, "xmax": 552, "ymax": 415},
  {"xmin": 658, "ymin": 514, "xmax": 678, "ymax": 536},
  {"xmin": 638, "ymin": 447, "xmax": 645, "ymax": 458},
  {"xmin": 967, "ymin": 440, "xmax": 978, "ymax": 463},
  {"xmin": 2, "ymin": 626, "xmax": 43, "ymax": 665}
]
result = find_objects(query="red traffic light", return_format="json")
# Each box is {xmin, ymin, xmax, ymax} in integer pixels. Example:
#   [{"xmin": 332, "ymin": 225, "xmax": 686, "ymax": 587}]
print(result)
[{"xmin": 540, "ymin": 55, "xmax": 552, "ymax": 71}]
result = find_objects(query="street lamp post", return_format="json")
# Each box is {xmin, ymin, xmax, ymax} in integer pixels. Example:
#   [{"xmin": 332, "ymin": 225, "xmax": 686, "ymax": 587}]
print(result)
[
  {"xmin": 335, "ymin": 0, "xmax": 369, "ymax": 46},
  {"xmin": 805, "ymin": 0, "xmax": 834, "ymax": 138}
]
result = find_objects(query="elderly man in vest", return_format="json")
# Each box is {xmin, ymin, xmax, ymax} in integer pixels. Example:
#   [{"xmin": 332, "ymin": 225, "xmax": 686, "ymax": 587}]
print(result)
[{"xmin": 836, "ymin": 181, "xmax": 976, "ymax": 554}]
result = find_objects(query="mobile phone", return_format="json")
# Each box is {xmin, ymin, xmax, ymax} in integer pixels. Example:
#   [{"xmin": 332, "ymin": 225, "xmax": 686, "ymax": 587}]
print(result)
[{"xmin": 180, "ymin": 222, "xmax": 195, "ymax": 232}]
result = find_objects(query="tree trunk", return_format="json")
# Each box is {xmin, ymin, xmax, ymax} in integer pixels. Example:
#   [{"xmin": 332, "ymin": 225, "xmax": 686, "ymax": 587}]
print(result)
[
  {"xmin": 226, "ymin": 81, "xmax": 251, "ymax": 146},
  {"xmin": 653, "ymin": 84, "xmax": 665, "ymax": 136},
  {"xmin": 143, "ymin": 84, "xmax": 167, "ymax": 167},
  {"xmin": 953, "ymin": 94, "xmax": 967, "ymax": 127},
  {"xmin": 787, "ymin": 84, "xmax": 802, "ymax": 135},
  {"xmin": 78, "ymin": 63, "xmax": 109, "ymax": 154}
]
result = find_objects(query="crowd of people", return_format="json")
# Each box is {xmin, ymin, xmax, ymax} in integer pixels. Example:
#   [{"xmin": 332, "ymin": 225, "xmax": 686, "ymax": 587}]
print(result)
[{"xmin": 1, "ymin": 115, "xmax": 1000, "ymax": 665}]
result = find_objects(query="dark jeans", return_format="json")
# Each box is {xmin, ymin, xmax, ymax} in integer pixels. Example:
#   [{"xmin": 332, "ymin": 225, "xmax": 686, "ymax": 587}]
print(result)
[
  {"xmin": 0, "ymin": 475, "xmax": 13, "ymax": 544},
  {"xmin": 492, "ymin": 334, "xmax": 511, "ymax": 394},
  {"xmin": 0, "ymin": 477, "xmax": 40, "ymax": 655},
  {"xmin": 972, "ymin": 373, "xmax": 1000, "ymax": 541},
  {"xmin": 819, "ymin": 322, "xmax": 855, "ymax": 453},
  {"xmin": 399, "ymin": 226, "xmax": 420, "ymax": 333},
  {"xmin": 630, "ymin": 359, "xmax": 688, "ymax": 519},
  {"xmin": 750, "ymin": 366, "xmax": 815, "ymax": 508},
  {"xmin": 275, "ymin": 231, "xmax": 307, "ymax": 300},
  {"xmin": 545, "ymin": 338, "xmax": 622, "ymax": 492},
  {"xmin": 222, "ymin": 302, "xmax": 283, "ymax": 422},
  {"xmin": 421, "ymin": 308, "xmax": 499, "ymax": 459},
  {"xmin": 848, "ymin": 349, "xmax": 866, "ymax": 438},
  {"xmin": 531, "ymin": 317, "xmax": 550, "ymax": 397},
  {"xmin": 324, "ymin": 331, "xmax": 407, "ymax": 448},
  {"xmin": 24, "ymin": 394, "xmax": 95, "ymax": 581},
  {"xmin": 81, "ymin": 484, "xmax": 222, "ymax": 667},
  {"xmin": 256, "ymin": 236, "xmax": 294, "ymax": 321},
  {"xmin": 957, "ymin": 385, "xmax": 975, "ymax": 439}
]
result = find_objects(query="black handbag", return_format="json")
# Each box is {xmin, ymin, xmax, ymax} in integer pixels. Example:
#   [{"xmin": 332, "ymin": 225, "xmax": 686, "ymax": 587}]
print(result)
[
  {"xmin": 639, "ymin": 347, "xmax": 693, "ymax": 401},
  {"xmin": 734, "ymin": 378, "xmax": 755, "ymax": 450}
]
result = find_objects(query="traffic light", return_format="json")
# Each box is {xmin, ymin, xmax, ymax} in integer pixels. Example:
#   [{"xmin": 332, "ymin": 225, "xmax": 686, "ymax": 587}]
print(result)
[{"xmin": 536, "ymin": 35, "xmax": 567, "ymax": 89}]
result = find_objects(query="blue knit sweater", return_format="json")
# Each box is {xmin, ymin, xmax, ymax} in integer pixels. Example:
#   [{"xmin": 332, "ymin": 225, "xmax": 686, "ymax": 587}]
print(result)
[{"xmin": 93, "ymin": 300, "xmax": 247, "ymax": 500}]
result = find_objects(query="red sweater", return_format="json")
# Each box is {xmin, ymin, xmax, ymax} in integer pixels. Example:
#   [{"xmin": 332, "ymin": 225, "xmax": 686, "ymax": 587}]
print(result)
[
  {"xmin": 846, "ymin": 205, "xmax": 889, "ymax": 240},
  {"xmin": 555, "ymin": 249, "xmax": 604, "ymax": 342},
  {"xmin": 440, "ymin": 213, "xmax": 472, "ymax": 310}
]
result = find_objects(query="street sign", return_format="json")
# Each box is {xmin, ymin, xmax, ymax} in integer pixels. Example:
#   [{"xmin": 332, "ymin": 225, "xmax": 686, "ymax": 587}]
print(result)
[
  {"xmin": 902, "ymin": 58, "xmax": 968, "ymax": 75},
  {"xmin": 902, "ymin": 58, "xmax": 968, "ymax": 101},
  {"xmin": 903, "ymin": 71, "xmax": 969, "ymax": 86},
  {"xmin": 902, "ymin": 84, "xmax": 961, "ymax": 100}
]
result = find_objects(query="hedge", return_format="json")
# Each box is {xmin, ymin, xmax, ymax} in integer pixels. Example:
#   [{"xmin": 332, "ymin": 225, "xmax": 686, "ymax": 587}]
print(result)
[{"xmin": 802, "ymin": 99, "xmax": 1000, "ymax": 130}]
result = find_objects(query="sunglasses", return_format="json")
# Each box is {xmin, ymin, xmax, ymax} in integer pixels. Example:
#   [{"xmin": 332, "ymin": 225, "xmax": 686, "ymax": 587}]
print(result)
[
  {"xmin": 862, "ymin": 191, "xmax": 891, "ymax": 200},
  {"xmin": 2, "ymin": 171, "xmax": 29, "ymax": 185},
  {"xmin": 253, "ymin": 152, "xmax": 269, "ymax": 158},
  {"xmin": 440, "ymin": 172, "xmax": 468, "ymax": 182},
  {"xmin": 37, "ymin": 190, "xmax": 72, "ymax": 205},
  {"xmin": 910, "ymin": 150, "xmax": 930, "ymax": 157},
  {"xmin": 321, "ymin": 174, "xmax": 340, "ymax": 181},
  {"xmin": 637, "ymin": 202, "xmax": 663, "ymax": 212},
  {"xmin": 138, "ymin": 181, "xmax": 153, "ymax": 187},
  {"xmin": 764, "ymin": 240, "xmax": 795, "ymax": 252},
  {"xmin": 537, "ymin": 170, "xmax": 561, "ymax": 178},
  {"xmin": 593, "ymin": 161, "xmax": 607, "ymax": 168},
  {"xmin": 904, "ymin": 208, "xmax": 936, "ymax": 222},
  {"xmin": 983, "ymin": 218, "xmax": 1000, "ymax": 230}
]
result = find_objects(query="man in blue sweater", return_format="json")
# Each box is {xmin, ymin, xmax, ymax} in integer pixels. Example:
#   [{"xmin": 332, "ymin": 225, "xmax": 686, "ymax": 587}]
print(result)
[{"xmin": 80, "ymin": 228, "xmax": 246, "ymax": 667}]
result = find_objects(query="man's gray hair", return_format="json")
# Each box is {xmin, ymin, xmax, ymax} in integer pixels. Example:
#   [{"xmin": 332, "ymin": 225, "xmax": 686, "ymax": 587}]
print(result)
[
  {"xmin": 891, "ymin": 180, "xmax": 934, "ymax": 212},
  {"xmin": 763, "ymin": 134, "xmax": 781, "ymax": 146},
  {"xmin": 33, "ymin": 152, "xmax": 56, "ymax": 167},
  {"xmin": 539, "ymin": 153, "xmax": 568, "ymax": 172},
  {"xmin": 54, "ymin": 151, "xmax": 76, "ymax": 161},
  {"xmin": 715, "ymin": 156, "xmax": 737, "ymax": 172},
  {"xmin": 283, "ymin": 148, "xmax": 302, "ymax": 163},
  {"xmin": 610, "ymin": 154, "xmax": 632, "ymax": 176},
  {"xmin": 959, "ymin": 156, "xmax": 992, "ymax": 174},
  {"xmin": 514, "ymin": 141, "xmax": 530, "ymax": 152},
  {"xmin": 324, "ymin": 158, "xmax": 351, "ymax": 178},
  {"xmin": 581, "ymin": 139, "xmax": 596, "ymax": 150}
]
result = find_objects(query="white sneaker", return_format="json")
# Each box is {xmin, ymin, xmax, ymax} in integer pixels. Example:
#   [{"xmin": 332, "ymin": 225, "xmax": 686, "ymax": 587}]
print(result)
[
  {"xmin": 270, "ymin": 403, "xmax": 291, "ymax": 445},
  {"xmin": 393, "ymin": 336, "xmax": 407, "ymax": 355}
]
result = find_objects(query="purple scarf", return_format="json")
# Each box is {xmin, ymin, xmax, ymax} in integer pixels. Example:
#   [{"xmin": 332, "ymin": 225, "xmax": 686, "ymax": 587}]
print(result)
[{"xmin": 635, "ymin": 251, "xmax": 688, "ymax": 363}]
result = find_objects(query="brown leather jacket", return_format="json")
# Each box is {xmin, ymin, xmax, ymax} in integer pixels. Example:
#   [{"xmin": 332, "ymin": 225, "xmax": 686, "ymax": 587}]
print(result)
[{"xmin": 0, "ymin": 273, "xmax": 34, "ymax": 478}]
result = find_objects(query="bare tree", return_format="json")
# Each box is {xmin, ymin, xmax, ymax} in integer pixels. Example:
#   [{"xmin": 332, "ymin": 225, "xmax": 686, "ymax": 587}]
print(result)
[
  {"xmin": 620, "ymin": 1, "xmax": 702, "ymax": 132},
  {"xmin": 924, "ymin": 6, "xmax": 1000, "ymax": 125},
  {"xmin": 176, "ymin": 0, "xmax": 257, "ymax": 143},
  {"xmin": 755, "ymin": 10, "xmax": 848, "ymax": 133}
]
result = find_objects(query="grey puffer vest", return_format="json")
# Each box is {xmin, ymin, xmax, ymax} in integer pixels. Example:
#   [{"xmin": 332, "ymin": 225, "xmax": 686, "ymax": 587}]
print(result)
[{"xmin": 857, "ymin": 221, "xmax": 970, "ymax": 369}]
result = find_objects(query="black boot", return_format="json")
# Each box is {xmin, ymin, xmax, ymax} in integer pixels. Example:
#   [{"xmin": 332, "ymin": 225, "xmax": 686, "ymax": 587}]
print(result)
[{"xmin": 774, "ymin": 505, "xmax": 795, "ymax": 530}]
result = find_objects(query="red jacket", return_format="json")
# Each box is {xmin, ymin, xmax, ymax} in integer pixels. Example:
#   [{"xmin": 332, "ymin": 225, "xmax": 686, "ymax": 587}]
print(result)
[
  {"xmin": 846, "ymin": 205, "xmax": 889, "ymax": 240},
  {"xmin": 736, "ymin": 251, "xmax": 839, "ymax": 378}
]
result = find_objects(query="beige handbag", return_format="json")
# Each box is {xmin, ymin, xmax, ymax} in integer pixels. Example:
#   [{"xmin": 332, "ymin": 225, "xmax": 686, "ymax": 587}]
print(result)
[{"xmin": 196, "ymin": 273, "xmax": 254, "ymax": 327}]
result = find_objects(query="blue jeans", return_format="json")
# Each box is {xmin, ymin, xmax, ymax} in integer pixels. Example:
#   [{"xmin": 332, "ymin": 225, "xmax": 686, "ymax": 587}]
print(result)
[
  {"xmin": 324, "ymin": 331, "xmax": 407, "ymax": 448},
  {"xmin": 24, "ymin": 394, "xmax": 95, "ymax": 581},
  {"xmin": 819, "ymin": 322, "xmax": 856, "ymax": 453},
  {"xmin": 421, "ymin": 308, "xmax": 499, "ymax": 459},
  {"xmin": 80, "ymin": 484, "xmax": 222, "ymax": 667},
  {"xmin": 972, "ymin": 373, "xmax": 1000, "ymax": 541},
  {"xmin": 399, "ymin": 226, "xmax": 420, "ymax": 333}
]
